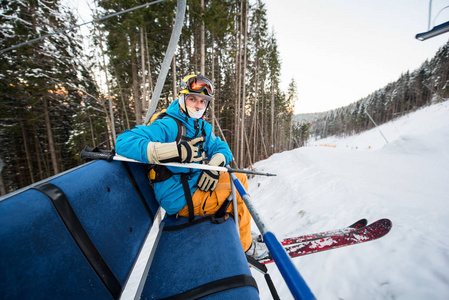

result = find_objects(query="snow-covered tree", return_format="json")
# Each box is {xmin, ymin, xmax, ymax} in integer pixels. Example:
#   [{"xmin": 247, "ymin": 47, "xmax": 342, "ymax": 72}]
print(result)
[{"xmin": 0, "ymin": 0, "xmax": 96, "ymax": 192}]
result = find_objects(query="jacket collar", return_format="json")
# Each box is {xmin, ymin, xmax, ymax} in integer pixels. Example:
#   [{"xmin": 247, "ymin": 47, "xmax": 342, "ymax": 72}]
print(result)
[{"xmin": 167, "ymin": 100, "xmax": 204, "ymax": 130}]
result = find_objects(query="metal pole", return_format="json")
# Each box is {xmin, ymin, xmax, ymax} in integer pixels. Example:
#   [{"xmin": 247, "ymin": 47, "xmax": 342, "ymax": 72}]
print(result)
[
  {"xmin": 80, "ymin": 146, "xmax": 277, "ymax": 176},
  {"xmin": 144, "ymin": 0, "xmax": 187, "ymax": 124},
  {"xmin": 228, "ymin": 173, "xmax": 315, "ymax": 300},
  {"xmin": 365, "ymin": 110, "xmax": 389, "ymax": 144},
  {"xmin": 230, "ymin": 179, "xmax": 239, "ymax": 234}
]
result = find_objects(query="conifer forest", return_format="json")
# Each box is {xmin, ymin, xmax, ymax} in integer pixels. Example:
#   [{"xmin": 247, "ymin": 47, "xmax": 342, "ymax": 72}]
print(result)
[
  {"xmin": 293, "ymin": 43, "xmax": 449, "ymax": 143},
  {"xmin": 1, "ymin": 0, "xmax": 448, "ymax": 194}
]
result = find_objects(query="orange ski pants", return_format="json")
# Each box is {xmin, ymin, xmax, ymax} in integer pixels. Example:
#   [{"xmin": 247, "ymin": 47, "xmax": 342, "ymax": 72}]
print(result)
[{"xmin": 178, "ymin": 172, "xmax": 252, "ymax": 252}]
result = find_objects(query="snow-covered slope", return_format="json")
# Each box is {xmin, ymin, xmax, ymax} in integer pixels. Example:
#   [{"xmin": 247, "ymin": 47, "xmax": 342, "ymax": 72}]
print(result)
[{"xmin": 249, "ymin": 100, "xmax": 449, "ymax": 299}]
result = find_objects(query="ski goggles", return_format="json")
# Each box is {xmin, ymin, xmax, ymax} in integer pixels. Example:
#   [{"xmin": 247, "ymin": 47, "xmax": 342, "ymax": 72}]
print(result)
[{"xmin": 182, "ymin": 75, "xmax": 214, "ymax": 96}]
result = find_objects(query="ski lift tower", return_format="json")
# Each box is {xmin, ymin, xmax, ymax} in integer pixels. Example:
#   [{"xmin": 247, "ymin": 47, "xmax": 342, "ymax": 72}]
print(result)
[{"xmin": 416, "ymin": 0, "xmax": 449, "ymax": 40}]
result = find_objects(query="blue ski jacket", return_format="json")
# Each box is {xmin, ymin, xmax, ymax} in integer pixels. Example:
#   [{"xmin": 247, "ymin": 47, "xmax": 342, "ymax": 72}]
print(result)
[{"xmin": 116, "ymin": 100, "xmax": 233, "ymax": 215}]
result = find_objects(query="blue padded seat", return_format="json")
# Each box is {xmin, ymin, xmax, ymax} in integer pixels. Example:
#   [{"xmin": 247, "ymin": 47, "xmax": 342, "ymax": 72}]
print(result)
[
  {"xmin": 141, "ymin": 216, "xmax": 260, "ymax": 300},
  {"xmin": 0, "ymin": 160, "xmax": 158, "ymax": 299}
]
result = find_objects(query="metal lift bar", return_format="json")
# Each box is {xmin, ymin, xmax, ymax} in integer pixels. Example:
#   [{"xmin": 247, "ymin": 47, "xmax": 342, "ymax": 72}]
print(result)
[{"xmin": 416, "ymin": 20, "xmax": 449, "ymax": 41}]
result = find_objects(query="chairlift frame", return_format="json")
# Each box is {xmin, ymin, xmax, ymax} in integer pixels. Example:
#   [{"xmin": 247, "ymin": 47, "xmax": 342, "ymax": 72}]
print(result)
[{"xmin": 416, "ymin": 1, "xmax": 449, "ymax": 41}]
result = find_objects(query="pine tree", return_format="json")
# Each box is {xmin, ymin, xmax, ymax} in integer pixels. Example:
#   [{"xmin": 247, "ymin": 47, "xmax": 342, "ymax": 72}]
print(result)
[
  {"xmin": 0, "ymin": 0, "xmax": 96, "ymax": 192},
  {"xmin": 97, "ymin": 0, "xmax": 176, "ymax": 126},
  {"xmin": 266, "ymin": 31, "xmax": 281, "ymax": 153},
  {"xmin": 247, "ymin": 0, "xmax": 269, "ymax": 162}
]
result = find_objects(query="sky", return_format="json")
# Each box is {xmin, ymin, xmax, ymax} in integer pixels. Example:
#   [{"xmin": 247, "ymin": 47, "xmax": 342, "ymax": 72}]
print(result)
[{"xmin": 264, "ymin": 0, "xmax": 449, "ymax": 114}]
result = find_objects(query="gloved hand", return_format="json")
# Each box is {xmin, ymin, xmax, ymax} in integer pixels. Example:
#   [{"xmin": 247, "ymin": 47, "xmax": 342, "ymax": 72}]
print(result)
[
  {"xmin": 177, "ymin": 137, "xmax": 205, "ymax": 163},
  {"xmin": 197, "ymin": 153, "xmax": 226, "ymax": 192},
  {"xmin": 146, "ymin": 137, "xmax": 204, "ymax": 164}
]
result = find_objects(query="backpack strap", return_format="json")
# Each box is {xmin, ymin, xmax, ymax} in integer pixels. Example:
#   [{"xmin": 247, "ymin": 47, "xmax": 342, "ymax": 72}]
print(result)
[
  {"xmin": 147, "ymin": 114, "xmax": 187, "ymax": 183},
  {"xmin": 151, "ymin": 111, "xmax": 186, "ymax": 143},
  {"xmin": 180, "ymin": 173, "xmax": 195, "ymax": 222},
  {"xmin": 149, "ymin": 113, "xmax": 197, "ymax": 223},
  {"xmin": 155, "ymin": 114, "xmax": 193, "ymax": 221},
  {"xmin": 163, "ymin": 114, "xmax": 186, "ymax": 142}
]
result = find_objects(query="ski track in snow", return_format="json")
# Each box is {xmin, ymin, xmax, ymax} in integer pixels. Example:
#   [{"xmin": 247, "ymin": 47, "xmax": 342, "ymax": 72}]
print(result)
[{"xmin": 248, "ymin": 100, "xmax": 449, "ymax": 300}]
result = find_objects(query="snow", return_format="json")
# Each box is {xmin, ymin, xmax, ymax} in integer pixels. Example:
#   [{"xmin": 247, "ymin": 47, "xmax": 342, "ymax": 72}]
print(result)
[{"xmin": 248, "ymin": 100, "xmax": 449, "ymax": 299}]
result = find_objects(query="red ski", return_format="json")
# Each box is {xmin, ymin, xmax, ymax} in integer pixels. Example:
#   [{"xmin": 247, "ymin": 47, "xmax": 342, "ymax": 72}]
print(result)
[
  {"xmin": 259, "ymin": 218, "xmax": 392, "ymax": 265},
  {"xmin": 281, "ymin": 218, "xmax": 368, "ymax": 246}
]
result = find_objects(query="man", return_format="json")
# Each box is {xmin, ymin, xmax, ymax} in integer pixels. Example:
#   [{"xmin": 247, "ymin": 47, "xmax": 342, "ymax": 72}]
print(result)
[{"xmin": 116, "ymin": 74, "xmax": 267, "ymax": 259}]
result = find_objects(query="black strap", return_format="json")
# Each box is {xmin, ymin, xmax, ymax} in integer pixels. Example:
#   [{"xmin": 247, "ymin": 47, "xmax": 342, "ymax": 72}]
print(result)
[
  {"xmin": 32, "ymin": 182, "xmax": 122, "ymax": 299},
  {"xmin": 163, "ymin": 114, "xmax": 186, "ymax": 142},
  {"xmin": 193, "ymin": 119, "xmax": 200, "ymax": 137},
  {"xmin": 158, "ymin": 274, "xmax": 258, "ymax": 300},
  {"xmin": 163, "ymin": 216, "xmax": 213, "ymax": 232},
  {"xmin": 174, "ymin": 117, "xmax": 186, "ymax": 142},
  {"xmin": 214, "ymin": 198, "xmax": 232, "ymax": 219},
  {"xmin": 121, "ymin": 161, "xmax": 154, "ymax": 222},
  {"xmin": 162, "ymin": 211, "xmax": 232, "ymax": 232},
  {"xmin": 265, "ymin": 273, "xmax": 281, "ymax": 300},
  {"xmin": 246, "ymin": 255, "xmax": 268, "ymax": 273},
  {"xmin": 211, "ymin": 212, "xmax": 230, "ymax": 224},
  {"xmin": 246, "ymin": 255, "xmax": 280, "ymax": 300},
  {"xmin": 180, "ymin": 174, "xmax": 194, "ymax": 222}
]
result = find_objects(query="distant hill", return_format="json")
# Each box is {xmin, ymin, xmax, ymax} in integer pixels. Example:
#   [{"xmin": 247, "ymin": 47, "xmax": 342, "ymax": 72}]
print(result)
[{"xmin": 292, "ymin": 41, "xmax": 449, "ymax": 143}]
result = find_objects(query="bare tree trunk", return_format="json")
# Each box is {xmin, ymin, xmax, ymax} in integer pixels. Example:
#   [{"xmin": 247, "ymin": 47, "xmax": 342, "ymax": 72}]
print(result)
[
  {"xmin": 253, "ymin": 57, "xmax": 259, "ymax": 162},
  {"xmin": 259, "ymin": 119, "xmax": 269, "ymax": 158},
  {"xmin": 214, "ymin": 115, "xmax": 237, "ymax": 166},
  {"xmin": 239, "ymin": 0, "xmax": 248, "ymax": 167},
  {"xmin": 0, "ymin": 158, "xmax": 5, "ymax": 195},
  {"xmin": 145, "ymin": 31, "xmax": 154, "ymax": 96},
  {"xmin": 200, "ymin": 0, "xmax": 205, "ymax": 75},
  {"xmin": 172, "ymin": 55, "xmax": 177, "ymax": 101},
  {"xmin": 98, "ymin": 31, "xmax": 117, "ymax": 145},
  {"xmin": 289, "ymin": 119, "xmax": 293, "ymax": 150},
  {"xmin": 14, "ymin": 144, "xmax": 25, "ymax": 187},
  {"xmin": 43, "ymin": 97, "xmax": 59, "ymax": 175},
  {"xmin": 251, "ymin": 97, "xmax": 257, "ymax": 162},
  {"xmin": 193, "ymin": 21, "xmax": 198, "ymax": 73},
  {"xmin": 90, "ymin": 14, "xmax": 116, "ymax": 141},
  {"xmin": 270, "ymin": 81, "xmax": 274, "ymax": 154},
  {"xmin": 131, "ymin": 36, "xmax": 142, "ymax": 125},
  {"xmin": 188, "ymin": 15, "xmax": 194, "ymax": 73},
  {"xmin": 248, "ymin": 109, "xmax": 255, "ymax": 162},
  {"xmin": 0, "ymin": 173, "xmax": 5, "ymax": 196},
  {"xmin": 244, "ymin": 124, "xmax": 253, "ymax": 166},
  {"xmin": 33, "ymin": 127, "xmax": 44, "ymax": 180},
  {"xmin": 20, "ymin": 118, "xmax": 34, "ymax": 183},
  {"xmin": 171, "ymin": 19, "xmax": 177, "ymax": 101},
  {"xmin": 180, "ymin": 33, "xmax": 185, "ymax": 77},
  {"xmin": 261, "ymin": 88, "xmax": 265, "ymax": 158},
  {"xmin": 233, "ymin": 0, "xmax": 243, "ymax": 167},
  {"xmin": 141, "ymin": 28, "xmax": 147, "ymax": 117},
  {"xmin": 88, "ymin": 116, "xmax": 96, "ymax": 146},
  {"xmin": 99, "ymin": 96, "xmax": 114, "ymax": 147},
  {"xmin": 113, "ymin": 67, "xmax": 130, "ymax": 129},
  {"xmin": 211, "ymin": 33, "xmax": 216, "ymax": 134}
]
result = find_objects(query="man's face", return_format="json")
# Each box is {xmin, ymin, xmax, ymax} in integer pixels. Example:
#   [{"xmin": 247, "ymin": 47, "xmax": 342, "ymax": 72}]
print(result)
[{"xmin": 185, "ymin": 94, "xmax": 209, "ymax": 111}]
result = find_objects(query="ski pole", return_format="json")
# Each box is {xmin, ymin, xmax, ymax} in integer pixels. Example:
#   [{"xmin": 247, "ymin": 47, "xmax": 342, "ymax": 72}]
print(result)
[
  {"xmin": 80, "ymin": 146, "xmax": 277, "ymax": 177},
  {"xmin": 230, "ymin": 177, "xmax": 239, "ymax": 234},
  {"xmin": 228, "ymin": 172, "xmax": 315, "ymax": 300}
]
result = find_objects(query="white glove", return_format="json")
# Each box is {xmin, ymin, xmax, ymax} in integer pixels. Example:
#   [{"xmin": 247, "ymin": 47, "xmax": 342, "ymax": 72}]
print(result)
[
  {"xmin": 197, "ymin": 153, "xmax": 226, "ymax": 192},
  {"xmin": 146, "ymin": 137, "xmax": 204, "ymax": 164}
]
